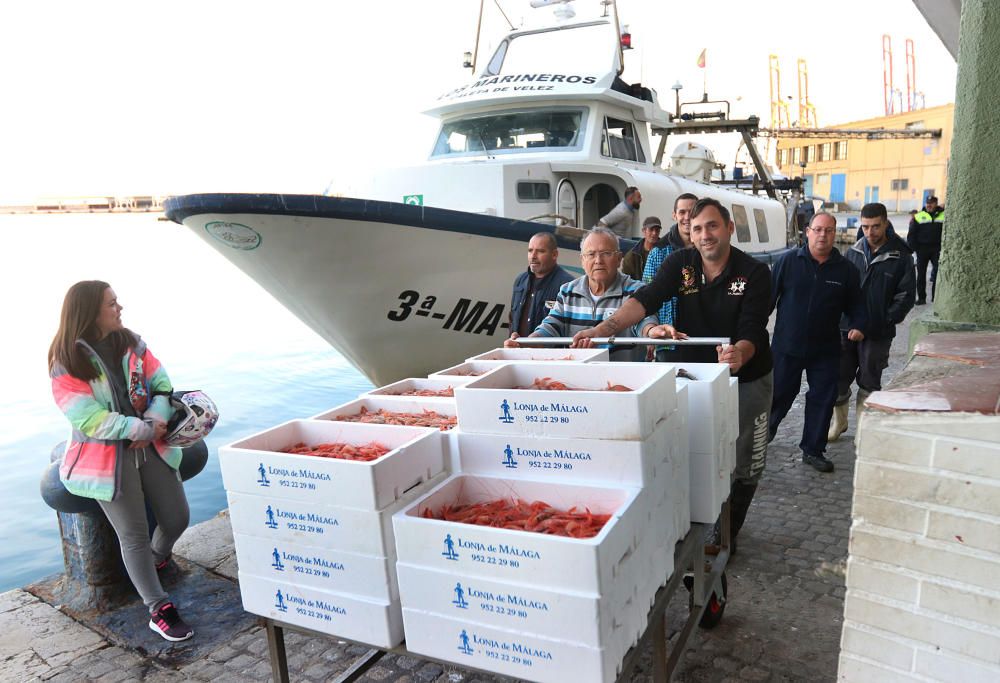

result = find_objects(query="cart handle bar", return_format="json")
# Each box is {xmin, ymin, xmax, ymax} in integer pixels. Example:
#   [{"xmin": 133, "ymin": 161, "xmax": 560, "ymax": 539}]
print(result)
[{"xmin": 512, "ymin": 336, "xmax": 731, "ymax": 347}]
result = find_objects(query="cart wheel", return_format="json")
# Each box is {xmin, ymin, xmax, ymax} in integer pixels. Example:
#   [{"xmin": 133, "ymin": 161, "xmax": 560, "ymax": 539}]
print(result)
[{"xmin": 699, "ymin": 572, "xmax": 728, "ymax": 630}]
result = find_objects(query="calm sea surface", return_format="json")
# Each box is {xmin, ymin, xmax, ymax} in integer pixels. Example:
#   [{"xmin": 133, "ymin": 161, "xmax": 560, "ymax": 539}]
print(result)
[{"xmin": 0, "ymin": 212, "xmax": 373, "ymax": 592}]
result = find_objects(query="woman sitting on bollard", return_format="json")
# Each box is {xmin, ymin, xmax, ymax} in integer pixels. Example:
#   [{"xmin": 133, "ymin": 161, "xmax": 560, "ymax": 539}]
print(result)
[{"xmin": 48, "ymin": 280, "xmax": 194, "ymax": 642}]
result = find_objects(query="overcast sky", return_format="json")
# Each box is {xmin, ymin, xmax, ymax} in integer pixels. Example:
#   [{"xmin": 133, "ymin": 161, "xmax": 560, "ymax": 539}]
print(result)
[{"xmin": 0, "ymin": 0, "xmax": 956, "ymax": 199}]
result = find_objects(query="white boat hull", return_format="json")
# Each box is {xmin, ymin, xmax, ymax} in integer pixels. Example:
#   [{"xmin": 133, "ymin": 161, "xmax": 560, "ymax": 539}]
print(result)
[{"xmin": 167, "ymin": 194, "xmax": 790, "ymax": 386}]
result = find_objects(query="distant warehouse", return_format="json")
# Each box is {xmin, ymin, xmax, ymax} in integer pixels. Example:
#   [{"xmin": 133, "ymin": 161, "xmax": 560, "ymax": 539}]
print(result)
[{"xmin": 774, "ymin": 103, "xmax": 954, "ymax": 212}]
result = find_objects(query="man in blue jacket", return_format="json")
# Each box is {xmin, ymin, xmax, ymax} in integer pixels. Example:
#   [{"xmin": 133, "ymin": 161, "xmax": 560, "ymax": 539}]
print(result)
[
  {"xmin": 829, "ymin": 203, "xmax": 915, "ymax": 442},
  {"xmin": 768, "ymin": 212, "xmax": 867, "ymax": 472},
  {"xmin": 509, "ymin": 232, "xmax": 574, "ymax": 337}
]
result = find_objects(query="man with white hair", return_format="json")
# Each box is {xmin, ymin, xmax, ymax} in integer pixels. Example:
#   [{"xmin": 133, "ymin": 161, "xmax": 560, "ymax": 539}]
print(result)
[{"xmin": 505, "ymin": 228, "xmax": 658, "ymax": 361}]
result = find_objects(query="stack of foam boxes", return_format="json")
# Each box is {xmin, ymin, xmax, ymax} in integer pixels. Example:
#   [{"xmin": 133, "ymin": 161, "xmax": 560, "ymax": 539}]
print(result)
[
  {"xmin": 673, "ymin": 363, "xmax": 739, "ymax": 524},
  {"xmin": 219, "ymin": 409, "xmax": 448, "ymax": 647},
  {"xmin": 393, "ymin": 360, "xmax": 685, "ymax": 683}
]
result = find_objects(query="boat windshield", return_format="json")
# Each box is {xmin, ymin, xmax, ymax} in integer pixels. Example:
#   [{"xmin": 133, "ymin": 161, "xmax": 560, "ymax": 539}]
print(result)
[{"xmin": 432, "ymin": 108, "xmax": 587, "ymax": 157}]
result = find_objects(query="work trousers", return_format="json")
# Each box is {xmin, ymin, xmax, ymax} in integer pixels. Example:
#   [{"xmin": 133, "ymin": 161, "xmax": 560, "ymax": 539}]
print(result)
[
  {"xmin": 769, "ymin": 351, "xmax": 839, "ymax": 457},
  {"xmin": 97, "ymin": 448, "xmax": 189, "ymax": 613},
  {"xmin": 915, "ymin": 246, "xmax": 939, "ymax": 302},
  {"xmin": 836, "ymin": 333, "xmax": 894, "ymax": 404},
  {"xmin": 735, "ymin": 371, "xmax": 773, "ymax": 485}
]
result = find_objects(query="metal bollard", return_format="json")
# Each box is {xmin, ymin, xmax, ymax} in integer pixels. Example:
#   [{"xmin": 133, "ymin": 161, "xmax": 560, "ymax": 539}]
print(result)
[{"xmin": 39, "ymin": 440, "xmax": 209, "ymax": 612}]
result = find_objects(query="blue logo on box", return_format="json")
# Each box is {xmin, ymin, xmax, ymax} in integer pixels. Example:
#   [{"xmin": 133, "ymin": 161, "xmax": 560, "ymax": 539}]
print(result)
[
  {"xmin": 442, "ymin": 534, "xmax": 459, "ymax": 561},
  {"xmin": 458, "ymin": 630, "xmax": 473, "ymax": 655},
  {"xmin": 265, "ymin": 505, "xmax": 278, "ymax": 529},
  {"xmin": 498, "ymin": 399, "xmax": 515, "ymax": 424},
  {"xmin": 275, "ymin": 590, "xmax": 287, "ymax": 612},
  {"xmin": 452, "ymin": 582, "xmax": 469, "ymax": 609},
  {"xmin": 502, "ymin": 444, "xmax": 518, "ymax": 469},
  {"xmin": 271, "ymin": 548, "xmax": 285, "ymax": 571},
  {"xmin": 257, "ymin": 463, "xmax": 270, "ymax": 487}
]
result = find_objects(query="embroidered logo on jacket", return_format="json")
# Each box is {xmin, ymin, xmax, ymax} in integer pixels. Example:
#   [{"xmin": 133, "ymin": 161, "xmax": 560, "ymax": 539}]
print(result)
[
  {"xmin": 680, "ymin": 266, "xmax": 699, "ymax": 295},
  {"xmin": 728, "ymin": 277, "xmax": 748, "ymax": 296}
]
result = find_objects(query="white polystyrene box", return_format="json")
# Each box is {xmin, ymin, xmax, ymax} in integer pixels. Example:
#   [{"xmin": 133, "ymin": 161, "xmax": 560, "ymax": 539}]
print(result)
[
  {"xmin": 219, "ymin": 419, "xmax": 444, "ymax": 510},
  {"xmin": 689, "ymin": 448, "xmax": 728, "ymax": 524},
  {"xmin": 455, "ymin": 412, "xmax": 680, "ymax": 487},
  {"xmin": 727, "ymin": 377, "xmax": 740, "ymax": 458},
  {"xmin": 311, "ymin": 397, "xmax": 458, "ymax": 471},
  {"xmin": 363, "ymin": 378, "xmax": 460, "ymax": 403},
  {"xmin": 238, "ymin": 571, "xmax": 403, "ymax": 648},
  {"xmin": 233, "ymin": 532, "xmax": 399, "ymax": 601},
  {"xmin": 466, "ymin": 347, "xmax": 609, "ymax": 363},
  {"xmin": 454, "ymin": 362, "xmax": 676, "ymax": 440},
  {"xmin": 393, "ymin": 474, "xmax": 642, "ymax": 595},
  {"xmin": 227, "ymin": 472, "xmax": 445, "ymax": 557},
  {"xmin": 401, "ymin": 608, "xmax": 621, "ymax": 683},
  {"xmin": 396, "ymin": 562, "xmax": 632, "ymax": 650},
  {"xmin": 312, "ymin": 396, "xmax": 457, "ymax": 430},
  {"xmin": 429, "ymin": 360, "xmax": 511, "ymax": 382},
  {"xmin": 673, "ymin": 363, "xmax": 732, "ymax": 454}
]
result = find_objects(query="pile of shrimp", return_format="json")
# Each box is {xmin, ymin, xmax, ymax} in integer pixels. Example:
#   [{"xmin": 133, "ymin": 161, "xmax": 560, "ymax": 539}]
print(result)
[
  {"xmin": 451, "ymin": 369, "xmax": 487, "ymax": 376},
  {"xmin": 283, "ymin": 440, "xmax": 390, "ymax": 462},
  {"xmin": 334, "ymin": 406, "xmax": 457, "ymax": 431},
  {"xmin": 388, "ymin": 386, "xmax": 455, "ymax": 397},
  {"xmin": 421, "ymin": 498, "xmax": 611, "ymax": 538},
  {"xmin": 514, "ymin": 377, "xmax": 633, "ymax": 392}
]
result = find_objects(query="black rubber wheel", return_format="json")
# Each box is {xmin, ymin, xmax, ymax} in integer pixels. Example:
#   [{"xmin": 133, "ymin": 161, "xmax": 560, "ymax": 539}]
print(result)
[{"xmin": 698, "ymin": 572, "xmax": 728, "ymax": 629}]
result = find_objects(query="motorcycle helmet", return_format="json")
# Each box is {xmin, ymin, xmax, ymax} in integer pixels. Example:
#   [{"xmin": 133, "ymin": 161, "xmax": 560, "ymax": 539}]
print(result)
[{"xmin": 164, "ymin": 390, "xmax": 219, "ymax": 447}]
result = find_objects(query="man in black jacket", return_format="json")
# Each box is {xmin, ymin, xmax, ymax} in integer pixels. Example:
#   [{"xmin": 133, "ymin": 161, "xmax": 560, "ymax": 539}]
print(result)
[
  {"xmin": 829, "ymin": 203, "xmax": 916, "ymax": 441},
  {"xmin": 572, "ymin": 198, "xmax": 773, "ymax": 552},
  {"xmin": 509, "ymin": 232, "xmax": 574, "ymax": 337},
  {"xmin": 906, "ymin": 195, "xmax": 945, "ymax": 304},
  {"xmin": 768, "ymin": 212, "xmax": 866, "ymax": 472}
]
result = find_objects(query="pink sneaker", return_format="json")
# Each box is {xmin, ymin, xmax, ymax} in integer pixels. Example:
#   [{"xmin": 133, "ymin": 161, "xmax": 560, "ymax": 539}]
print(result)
[{"xmin": 149, "ymin": 602, "xmax": 194, "ymax": 642}]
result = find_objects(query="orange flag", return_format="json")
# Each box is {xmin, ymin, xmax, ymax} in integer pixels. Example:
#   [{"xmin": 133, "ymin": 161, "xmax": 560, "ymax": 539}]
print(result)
[{"xmin": 696, "ymin": 48, "xmax": 706, "ymax": 69}]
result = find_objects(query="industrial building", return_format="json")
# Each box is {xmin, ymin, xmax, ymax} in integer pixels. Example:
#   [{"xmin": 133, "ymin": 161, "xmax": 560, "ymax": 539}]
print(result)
[{"xmin": 774, "ymin": 103, "xmax": 954, "ymax": 211}]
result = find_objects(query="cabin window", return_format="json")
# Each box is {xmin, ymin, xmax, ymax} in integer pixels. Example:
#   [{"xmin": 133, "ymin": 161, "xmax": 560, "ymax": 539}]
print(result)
[
  {"xmin": 819, "ymin": 143, "xmax": 832, "ymax": 161},
  {"xmin": 731, "ymin": 204, "xmax": 751, "ymax": 243},
  {"xmin": 517, "ymin": 181, "xmax": 551, "ymax": 202},
  {"xmin": 432, "ymin": 108, "xmax": 587, "ymax": 157},
  {"xmin": 835, "ymin": 141, "xmax": 848, "ymax": 160},
  {"xmin": 601, "ymin": 117, "xmax": 645, "ymax": 162},
  {"xmin": 891, "ymin": 178, "xmax": 909, "ymax": 191},
  {"xmin": 485, "ymin": 40, "xmax": 509, "ymax": 75},
  {"xmin": 753, "ymin": 208, "xmax": 769, "ymax": 243}
]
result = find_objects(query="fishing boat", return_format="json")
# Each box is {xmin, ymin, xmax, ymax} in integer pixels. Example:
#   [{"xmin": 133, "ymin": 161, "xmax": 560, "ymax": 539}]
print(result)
[{"xmin": 166, "ymin": 0, "xmax": 794, "ymax": 386}]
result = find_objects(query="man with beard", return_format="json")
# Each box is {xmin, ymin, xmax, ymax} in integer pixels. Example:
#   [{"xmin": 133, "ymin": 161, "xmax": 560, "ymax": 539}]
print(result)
[{"xmin": 598, "ymin": 186, "xmax": 642, "ymax": 237}]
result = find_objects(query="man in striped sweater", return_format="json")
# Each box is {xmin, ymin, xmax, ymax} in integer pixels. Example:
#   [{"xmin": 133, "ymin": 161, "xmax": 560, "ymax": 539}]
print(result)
[{"xmin": 505, "ymin": 228, "xmax": 658, "ymax": 361}]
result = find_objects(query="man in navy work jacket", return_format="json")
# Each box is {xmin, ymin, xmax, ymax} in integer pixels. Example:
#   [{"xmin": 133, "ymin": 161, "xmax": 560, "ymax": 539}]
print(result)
[
  {"xmin": 768, "ymin": 212, "xmax": 866, "ymax": 473},
  {"xmin": 509, "ymin": 232, "xmax": 574, "ymax": 338},
  {"xmin": 829, "ymin": 202, "xmax": 915, "ymax": 443},
  {"xmin": 571, "ymin": 198, "xmax": 773, "ymax": 553}
]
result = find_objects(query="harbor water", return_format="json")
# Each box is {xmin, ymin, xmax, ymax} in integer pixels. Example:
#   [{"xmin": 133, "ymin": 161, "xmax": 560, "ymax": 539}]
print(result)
[{"xmin": 0, "ymin": 212, "xmax": 373, "ymax": 592}]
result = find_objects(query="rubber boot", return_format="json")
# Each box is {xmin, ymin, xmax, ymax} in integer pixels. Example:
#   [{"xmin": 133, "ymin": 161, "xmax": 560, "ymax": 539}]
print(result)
[{"xmin": 827, "ymin": 401, "xmax": 849, "ymax": 442}]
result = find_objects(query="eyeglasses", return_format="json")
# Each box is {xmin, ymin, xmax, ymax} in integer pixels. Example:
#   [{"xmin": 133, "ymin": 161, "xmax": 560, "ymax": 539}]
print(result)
[
  {"xmin": 582, "ymin": 250, "xmax": 619, "ymax": 260},
  {"xmin": 809, "ymin": 227, "xmax": 837, "ymax": 235}
]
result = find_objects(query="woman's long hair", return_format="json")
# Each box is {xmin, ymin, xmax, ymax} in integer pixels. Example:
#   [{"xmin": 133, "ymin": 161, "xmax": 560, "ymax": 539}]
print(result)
[{"xmin": 48, "ymin": 280, "xmax": 135, "ymax": 380}]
